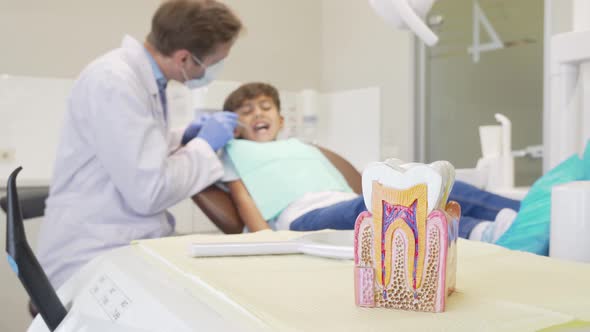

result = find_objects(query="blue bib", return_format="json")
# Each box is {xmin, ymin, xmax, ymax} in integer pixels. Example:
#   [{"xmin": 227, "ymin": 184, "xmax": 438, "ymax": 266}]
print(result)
[{"xmin": 226, "ymin": 139, "xmax": 353, "ymax": 220}]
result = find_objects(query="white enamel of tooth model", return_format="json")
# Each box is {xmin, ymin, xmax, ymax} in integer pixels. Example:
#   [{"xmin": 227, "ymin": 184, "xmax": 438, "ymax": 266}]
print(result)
[{"xmin": 362, "ymin": 159, "xmax": 455, "ymax": 214}]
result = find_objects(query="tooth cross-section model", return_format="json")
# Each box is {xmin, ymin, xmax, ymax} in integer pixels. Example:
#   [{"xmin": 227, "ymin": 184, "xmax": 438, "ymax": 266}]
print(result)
[{"xmin": 354, "ymin": 159, "xmax": 460, "ymax": 313}]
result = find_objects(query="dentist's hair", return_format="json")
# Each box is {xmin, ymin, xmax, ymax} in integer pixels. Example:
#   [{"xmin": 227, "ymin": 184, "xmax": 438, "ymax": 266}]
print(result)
[
  {"xmin": 147, "ymin": 0, "xmax": 242, "ymax": 58},
  {"xmin": 224, "ymin": 82, "xmax": 281, "ymax": 112}
]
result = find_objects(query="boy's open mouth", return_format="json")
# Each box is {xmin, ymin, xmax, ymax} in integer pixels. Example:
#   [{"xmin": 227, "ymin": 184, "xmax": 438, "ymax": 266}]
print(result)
[{"xmin": 253, "ymin": 121, "xmax": 270, "ymax": 133}]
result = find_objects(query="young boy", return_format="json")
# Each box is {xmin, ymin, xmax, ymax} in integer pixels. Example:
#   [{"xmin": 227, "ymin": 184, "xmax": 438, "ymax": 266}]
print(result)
[{"xmin": 220, "ymin": 82, "xmax": 520, "ymax": 242}]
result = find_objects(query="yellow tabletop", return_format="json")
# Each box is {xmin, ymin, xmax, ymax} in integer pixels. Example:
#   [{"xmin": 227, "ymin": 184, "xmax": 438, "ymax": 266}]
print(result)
[{"xmin": 134, "ymin": 231, "xmax": 590, "ymax": 332}]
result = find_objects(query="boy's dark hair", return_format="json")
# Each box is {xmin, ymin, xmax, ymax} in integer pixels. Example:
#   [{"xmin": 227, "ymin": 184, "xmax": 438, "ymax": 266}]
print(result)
[
  {"xmin": 147, "ymin": 0, "xmax": 242, "ymax": 58},
  {"xmin": 223, "ymin": 82, "xmax": 281, "ymax": 112}
]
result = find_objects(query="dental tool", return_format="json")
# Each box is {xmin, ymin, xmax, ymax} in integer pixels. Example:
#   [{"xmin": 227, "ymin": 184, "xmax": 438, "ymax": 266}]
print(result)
[{"xmin": 194, "ymin": 107, "xmax": 246, "ymax": 129}]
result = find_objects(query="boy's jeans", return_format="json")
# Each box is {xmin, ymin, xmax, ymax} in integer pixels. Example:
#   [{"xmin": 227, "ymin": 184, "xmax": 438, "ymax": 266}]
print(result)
[{"xmin": 289, "ymin": 181, "xmax": 521, "ymax": 239}]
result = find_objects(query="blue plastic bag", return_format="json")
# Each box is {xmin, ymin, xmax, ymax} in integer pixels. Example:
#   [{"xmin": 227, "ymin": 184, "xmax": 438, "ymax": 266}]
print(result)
[{"xmin": 495, "ymin": 141, "xmax": 589, "ymax": 255}]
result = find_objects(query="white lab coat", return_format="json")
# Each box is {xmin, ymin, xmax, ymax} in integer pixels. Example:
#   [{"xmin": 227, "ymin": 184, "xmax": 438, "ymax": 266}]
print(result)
[{"xmin": 37, "ymin": 36, "xmax": 223, "ymax": 288}]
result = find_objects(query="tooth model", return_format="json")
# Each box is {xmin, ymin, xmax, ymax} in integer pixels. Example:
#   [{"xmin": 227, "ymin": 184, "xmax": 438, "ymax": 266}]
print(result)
[{"xmin": 354, "ymin": 159, "xmax": 460, "ymax": 312}]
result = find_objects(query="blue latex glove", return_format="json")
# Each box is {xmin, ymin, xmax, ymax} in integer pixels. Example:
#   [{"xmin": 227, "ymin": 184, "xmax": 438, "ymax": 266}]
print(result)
[
  {"xmin": 181, "ymin": 113, "xmax": 212, "ymax": 145},
  {"xmin": 197, "ymin": 112, "xmax": 238, "ymax": 151}
]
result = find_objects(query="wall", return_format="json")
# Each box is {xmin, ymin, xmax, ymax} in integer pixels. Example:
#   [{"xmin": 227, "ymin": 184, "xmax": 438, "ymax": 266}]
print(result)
[
  {"xmin": 543, "ymin": 0, "xmax": 574, "ymax": 172},
  {"xmin": 221, "ymin": 0, "xmax": 321, "ymax": 90},
  {"xmin": 0, "ymin": 0, "xmax": 321, "ymax": 91},
  {"xmin": 550, "ymin": 0, "xmax": 572, "ymax": 34},
  {"xmin": 0, "ymin": 0, "xmax": 405, "ymax": 164},
  {"xmin": 320, "ymin": 0, "xmax": 415, "ymax": 162},
  {"xmin": 0, "ymin": 0, "xmax": 160, "ymax": 80}
]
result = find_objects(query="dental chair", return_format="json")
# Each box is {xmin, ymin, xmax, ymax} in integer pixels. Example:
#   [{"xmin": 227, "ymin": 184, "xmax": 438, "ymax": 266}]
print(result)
[{"xmin": 192, "ymin": 145, "xmax": 362, "ymax": 234}]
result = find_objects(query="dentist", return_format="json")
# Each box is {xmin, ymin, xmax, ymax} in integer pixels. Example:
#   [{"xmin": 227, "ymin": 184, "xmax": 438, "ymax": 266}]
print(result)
[{"xmin": 37, "ymin": 0, "xmax": 242, "ymax": 289}]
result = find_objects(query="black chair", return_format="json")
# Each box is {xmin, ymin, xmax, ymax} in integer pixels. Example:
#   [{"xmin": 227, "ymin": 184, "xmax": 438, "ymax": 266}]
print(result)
[
  {"xmin": 3, "ymin": 168, "xmax": 66, "ymax": 330},
  {"xmin": 0, "ymin": 186, "xmax": 49, "ymax": 219},
  {"xmin": 1, "ymin": 185, "xmax": 49, "ymax": 319}
]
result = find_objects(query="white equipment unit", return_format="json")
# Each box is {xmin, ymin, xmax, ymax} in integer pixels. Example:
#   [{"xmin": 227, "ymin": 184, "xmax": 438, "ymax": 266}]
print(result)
[
  {"xmin": 28, "ymin": 231, "xmax": 356, "ymax": 331},
  {"xmin": 27, "ymin": 246, "xmax": 267, "ymax": 332},
  {"xmin": 547, "ymin": 0, "xmax": 590, "ymax": 170},
  {"xmin": 455, "ymin": 113, "xmax": 530, "ymax": 200},
  {"xmin": 550, "ymin": 181, "xmax": 590, "ymax": 263},
  {"xmin": 546, "ymin": 0, "xmax": 590, "ymax": 262}
]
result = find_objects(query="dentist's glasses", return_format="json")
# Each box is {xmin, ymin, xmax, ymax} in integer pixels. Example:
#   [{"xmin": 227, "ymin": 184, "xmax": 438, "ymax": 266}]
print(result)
[{"xmin": 191, "ymin": 54, "xmax": 206, "ymax": 68}]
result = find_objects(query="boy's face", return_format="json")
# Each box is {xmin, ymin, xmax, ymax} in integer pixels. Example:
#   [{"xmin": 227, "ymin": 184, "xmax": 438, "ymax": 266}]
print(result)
[{"xmin": 234, "ymin": 95, "xmax": 284, "ymax": 142}]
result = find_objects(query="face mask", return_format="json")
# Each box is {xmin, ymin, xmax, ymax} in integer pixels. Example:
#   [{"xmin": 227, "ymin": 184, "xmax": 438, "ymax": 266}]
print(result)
[{"xmin": 181, "ymin": 55, "xmax": 224, "ymax": 90}]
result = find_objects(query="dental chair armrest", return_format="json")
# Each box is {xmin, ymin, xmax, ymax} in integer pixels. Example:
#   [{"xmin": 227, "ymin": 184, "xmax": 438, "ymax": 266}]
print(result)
[
  {"xmin": 192, "ymin": 185, "xmax": 244, "ymax": 234},
  {"xmin": 314, "ymin": 145, "xmax": 362, "ymax": 194}
]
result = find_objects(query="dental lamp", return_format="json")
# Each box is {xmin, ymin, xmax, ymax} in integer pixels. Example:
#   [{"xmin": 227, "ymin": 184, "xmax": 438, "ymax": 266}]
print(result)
[{"xmin": 369, "ymin": 0, "xmax": 439, "ymax": 46}]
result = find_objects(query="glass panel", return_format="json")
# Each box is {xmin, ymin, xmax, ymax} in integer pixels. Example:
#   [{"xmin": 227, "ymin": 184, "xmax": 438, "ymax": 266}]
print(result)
[{"xmin": 420, "ymin": 0, "xmax": 544, "ymax": 186}]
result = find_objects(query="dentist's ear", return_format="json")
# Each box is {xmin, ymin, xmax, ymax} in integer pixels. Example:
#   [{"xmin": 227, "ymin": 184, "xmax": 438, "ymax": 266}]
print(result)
[{"xmin": 171, "ymin": 49, "xmax": 191, "ymax": 66}]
